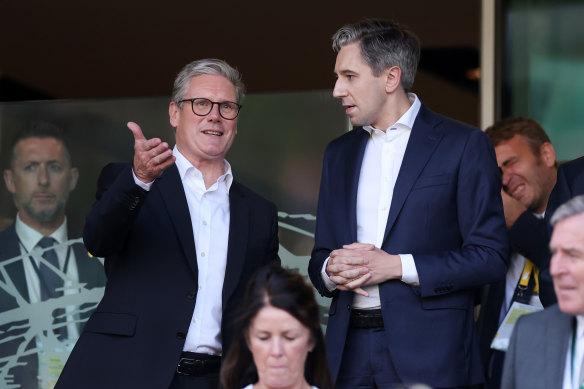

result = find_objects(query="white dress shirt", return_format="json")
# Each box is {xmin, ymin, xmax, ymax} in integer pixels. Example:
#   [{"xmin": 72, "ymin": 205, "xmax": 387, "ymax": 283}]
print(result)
[
  {"xmin": 500, "ymin": 213, "xmax": 544, "ymax": 323},
  {"xmin": 321, "ymin": 93, "xmax": 422, "ymax": 309},
  {"xmin": 16, "ymin": 214, "xmax": 80, "ymax": 339},
  {"xmin": 135, "ymin": 146, "xmax": 232, "ymax": 355},
  {"xmin": 562, "ymin": 315, "xmax": 584, "ymax": 389}
]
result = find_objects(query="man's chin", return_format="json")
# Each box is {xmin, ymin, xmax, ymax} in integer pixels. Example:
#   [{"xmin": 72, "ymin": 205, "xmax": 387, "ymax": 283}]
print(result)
[
  {"xmin": 349, "ymin": 117, "xmax": 366, "ymax": 127},
  {"xmin": 557, "ymin": 296, "xmax": 584, "ymax": 316},
  {"xmin": 23, "ymin": 206, "xmax": 61, "ymax": 224}
]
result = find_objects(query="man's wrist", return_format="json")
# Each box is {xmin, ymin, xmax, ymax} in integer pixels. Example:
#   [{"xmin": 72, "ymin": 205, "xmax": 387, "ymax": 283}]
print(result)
[
  {"xmin": 132, "ymin": 169, "xmax": 154, "ymax": 191},
  {"xmin": 321, "ymin": 257, "xmax": 337, "ymax": 291},
  {"xmin": 400, "ymin": 254, "xmax": 419, "ymax": 285}
]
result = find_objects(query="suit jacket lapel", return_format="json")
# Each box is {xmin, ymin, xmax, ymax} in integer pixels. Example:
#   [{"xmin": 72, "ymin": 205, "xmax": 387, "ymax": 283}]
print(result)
[
  {"xmin": 72, "ymin": 240, "xmax": 106, "ymax": 289},
  {"xmin": 0, "ymin": 224, "xmax": 30, "ymax": 303},
  {"xmin": 153, "ymin": 164, "xmax": 198, "ymax": 276},
  {"xmin": 73, "ymin": 242, "xmax": 92, "ymax": 283},
  {"xmin": 547, "ymin": 308, "xmax": 572, "ymax": 387},
  {"xmin": 383, "ymin": 105, "xmax": 444, "ymax": 243},
  {"xmin": 222, "ymin": 181, "xmax": 249, "ymax": 306}
]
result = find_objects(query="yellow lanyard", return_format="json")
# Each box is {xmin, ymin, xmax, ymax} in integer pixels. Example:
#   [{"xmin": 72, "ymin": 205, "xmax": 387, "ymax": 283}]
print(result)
[{"xmin": 518, "ymin": 259, "xmax": 539, "ymax": 293}]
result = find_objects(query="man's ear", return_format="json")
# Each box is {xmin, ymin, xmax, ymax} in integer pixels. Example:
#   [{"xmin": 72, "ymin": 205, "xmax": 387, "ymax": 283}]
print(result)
[
  {"xmin": 3, "ymin": 169, "xmax": 15, "ymax": 195},
  {"xmin": 540, "ymin": 142, "xmax": 556, "ymax": 168},
  {"xmin": 385, "ymin": 66, "xmax": 402, "ymax": 94},
  {"xmin": 68, "ymin": 167, "xmax": 79, "ymax": 192},
  {"xmin": 169, "ymin": 102, "xmax": 180, "ymax": 128}
]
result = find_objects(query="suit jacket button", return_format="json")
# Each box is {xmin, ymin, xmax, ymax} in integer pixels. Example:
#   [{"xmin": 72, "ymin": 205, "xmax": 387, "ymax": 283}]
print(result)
[
  {"xmin": 176, "ymin": 332, "xmax": 186, "ymax": 339},
  {"xmin": 347, "ymin": 304, "xmax": 351, "ymax": 311},
  {"xmin": 129, "ymin": 197, "xmax": 140, "ymax": 210},
  {"xmin": 187, "ymin": 291, "xmax": 197, "ymax": 300}
]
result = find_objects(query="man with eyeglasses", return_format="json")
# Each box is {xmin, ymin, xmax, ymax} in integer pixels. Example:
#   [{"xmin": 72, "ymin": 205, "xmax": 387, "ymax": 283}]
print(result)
[{"xmin": 56, "ymin": 59, "xmax": 280, "ymax": 389}]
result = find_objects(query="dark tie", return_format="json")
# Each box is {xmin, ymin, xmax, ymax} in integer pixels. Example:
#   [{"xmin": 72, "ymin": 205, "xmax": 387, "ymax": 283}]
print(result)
[
  {"xmin": 37, "ymin": 236, "xmax": 68, "ymax": 340},
  {"xmin": 37, "ymin": 237, "xmax": 63, "ymax": 300}
]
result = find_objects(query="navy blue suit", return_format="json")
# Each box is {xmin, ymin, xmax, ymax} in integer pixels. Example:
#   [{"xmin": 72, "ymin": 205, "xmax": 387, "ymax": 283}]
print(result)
[
  {"xmin": 509, "ymin": 155, "xmax": 584, "ymax": 307},
  {"xmin": 477, "ymin": 277, "xmax": 507, "ymax": 389},
  {"xmin": 308, "ymin": 105, "xmax": 508, "ymax": 388},
  {"xmin": 549, "ymin": 156, "xmax": 584, "ymax": 213},
  {"xmin": 56, "ymin": 163, "xmax": 279, "ymax": 389}
]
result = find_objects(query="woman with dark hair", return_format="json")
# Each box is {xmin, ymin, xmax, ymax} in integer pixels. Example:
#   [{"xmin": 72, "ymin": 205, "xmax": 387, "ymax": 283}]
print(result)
[{"xmin": 220, "ymin": 264, "xmax": 333, "ymax": 389}]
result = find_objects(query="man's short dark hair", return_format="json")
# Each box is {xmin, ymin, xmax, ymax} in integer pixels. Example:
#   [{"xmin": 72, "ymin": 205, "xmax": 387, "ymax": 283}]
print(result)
[
  {"xmin": 485, "ymin": 117, "xmax": 552, "ymax": 157},
  {"xmin": 332, "ymin": 19, "xmax": 420, "ymax": 91},
  {"xmin": 9, "ymin": 121, "xmax": 72, "ymax": 168}
]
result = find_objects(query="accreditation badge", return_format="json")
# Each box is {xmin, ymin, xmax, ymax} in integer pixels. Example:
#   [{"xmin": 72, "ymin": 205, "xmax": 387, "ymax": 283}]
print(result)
[
  {"xmin": 37, "ymin": 338, "xmax": 74, "ymax": 389},
  {"xmin": 490, "ymin": 301, "xmax": 543, "ymax": 351}
]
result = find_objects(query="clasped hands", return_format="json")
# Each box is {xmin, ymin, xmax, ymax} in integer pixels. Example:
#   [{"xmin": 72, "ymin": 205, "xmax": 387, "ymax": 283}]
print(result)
[
  {"xmin": 326, "ymin": 243, "xmax": 402, "ymax": 297},
  {"xmin": 128, "ymin": 121, "xmax": 176, "ymax": 183}
]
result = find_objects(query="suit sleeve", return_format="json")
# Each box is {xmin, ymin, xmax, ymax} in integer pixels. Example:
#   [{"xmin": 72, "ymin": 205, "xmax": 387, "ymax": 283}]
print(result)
[
  {"xmin": 509, "ymin": 212, "xmax": 549, "ymax": 267},
  {"xmin": 83, "ymin": 163, "xmax": 148, "ymax": 257},
  {"xmin": 414, "ymin": 129, "xmax": 508, "ymax": 296},
  {"xmin": 508, "ymin": 212, "xmax": 556, "ymax": 306},
  {"xmin": 308, "ymin": 144, "xmax": 339, "ymax": 298},
  {"xmin": 266, "ymin": 201, "xmax": 281, "ymax": 265}
]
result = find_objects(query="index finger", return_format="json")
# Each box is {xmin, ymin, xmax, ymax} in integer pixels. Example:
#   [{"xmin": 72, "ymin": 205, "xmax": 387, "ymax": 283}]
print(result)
[
  {"xmin": 343, "ymin": 242, "xmax": 375, "ymax": 251},
  {"xmin": 127, "ymin": 121, "xmax": 146, "ymax": 142},
  {"xmin": 329, "ymin": 253, "xmax": 366, "ymax": 266},
  {"xmin": 344, "ymin": 273, "xmax": 371, "ymax": 291}
]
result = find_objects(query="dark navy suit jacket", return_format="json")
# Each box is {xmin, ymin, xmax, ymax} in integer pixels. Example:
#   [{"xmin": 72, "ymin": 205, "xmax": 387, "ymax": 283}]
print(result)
[
  {"xmin": 509, "ymin": 155, "xmax": 584, "ymax": 307},
  {"xmin": 308, "ymin": 105, "xmax": 508, "ymax": 388},
  {"xmin": 55, "ymin": 163, "xmax": 279, "ymax": 389},
  {"xmin": 477, "ymin": 276, "xmax": 507, "ymax": 389}
]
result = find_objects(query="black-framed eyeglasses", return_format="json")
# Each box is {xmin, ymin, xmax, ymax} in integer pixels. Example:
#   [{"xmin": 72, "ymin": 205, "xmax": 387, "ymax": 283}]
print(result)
[{"xmin": 179, "ymin": 98, "xmax": 242, "ymax": 120}]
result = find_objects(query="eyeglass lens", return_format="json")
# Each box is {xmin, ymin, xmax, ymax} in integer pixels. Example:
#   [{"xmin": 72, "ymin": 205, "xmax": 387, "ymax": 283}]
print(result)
[{"xmin": 191, "ymin": 98, "xmax": 239, "ymax": 119}]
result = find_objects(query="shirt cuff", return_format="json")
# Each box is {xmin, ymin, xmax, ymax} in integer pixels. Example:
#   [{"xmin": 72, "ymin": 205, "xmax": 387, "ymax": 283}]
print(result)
[
  {"xmin": 400, "ymin": 254, "xmax": 419, "ymax": 285},
  {"xmin": 321, "ymin": 257, "xmax": 337, "ymax": 292},
  {"xmin": 132, "ymin": 169, "xmax": 154, "ymax": 191}
]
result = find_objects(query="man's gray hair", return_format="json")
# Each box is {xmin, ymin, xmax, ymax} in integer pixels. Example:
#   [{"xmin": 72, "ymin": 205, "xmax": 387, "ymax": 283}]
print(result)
[
  {"xmin": 551, "ymin": 195, "xmax": 584, "ymax": 226},
  {"xmin": 171, "ymin": 58, "xmax": 245, "ymax": 106},
  {"xmin": 332, "ymin": 19, "xmax": 420, "ymax": 91}
]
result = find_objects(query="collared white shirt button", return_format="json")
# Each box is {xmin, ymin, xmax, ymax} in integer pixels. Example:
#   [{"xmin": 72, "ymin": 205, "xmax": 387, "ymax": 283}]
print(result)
[{"xmin": 200, "ymin": 252, "xmax": 206, "ymax": 257}]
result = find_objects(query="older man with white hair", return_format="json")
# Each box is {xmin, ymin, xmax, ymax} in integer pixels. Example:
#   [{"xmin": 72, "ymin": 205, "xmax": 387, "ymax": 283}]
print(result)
[{"xmin": 502, "ymin": 195, "xmax": 584, "ymax": 389}]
